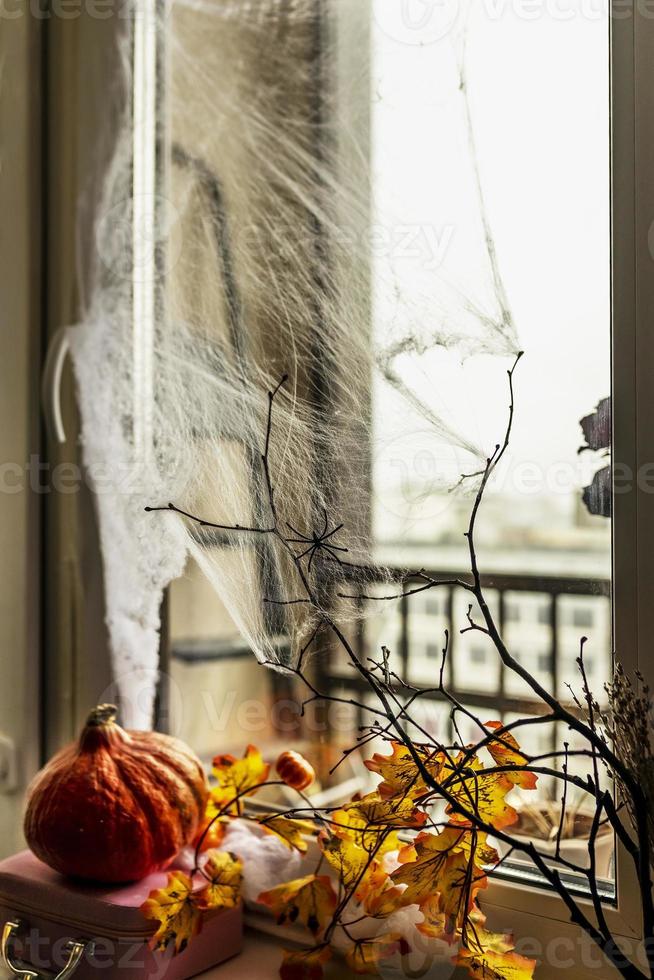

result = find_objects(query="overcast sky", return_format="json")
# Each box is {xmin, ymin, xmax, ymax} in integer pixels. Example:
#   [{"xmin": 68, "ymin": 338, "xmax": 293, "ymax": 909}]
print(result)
[{"xmin": 371, "ymin": 0, "xmax": 611, "ymax": 516}]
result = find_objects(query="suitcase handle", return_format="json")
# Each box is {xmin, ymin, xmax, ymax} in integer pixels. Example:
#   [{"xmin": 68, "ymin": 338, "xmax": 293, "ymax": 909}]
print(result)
[{"xmin": 1, "ymin": 920, "xmax": 89, "ymax": 980}]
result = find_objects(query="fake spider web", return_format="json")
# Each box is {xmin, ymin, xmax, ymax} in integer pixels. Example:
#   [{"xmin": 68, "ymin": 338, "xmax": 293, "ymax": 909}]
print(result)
[{"xmin": 68, "ymin": 0, "xmax": 520, "ymax": 728}]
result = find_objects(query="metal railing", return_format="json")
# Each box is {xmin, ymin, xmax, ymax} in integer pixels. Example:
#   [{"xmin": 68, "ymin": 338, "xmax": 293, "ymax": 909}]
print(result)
[{"xmin": 317, "ymin": 567, "xmax": 611, "ymax": 735}]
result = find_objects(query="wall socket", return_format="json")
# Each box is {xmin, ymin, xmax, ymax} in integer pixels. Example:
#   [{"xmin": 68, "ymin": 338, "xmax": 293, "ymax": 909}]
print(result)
[{"xmin": 0, "ymin": 734, "xmax": 20, "ymax": 793}]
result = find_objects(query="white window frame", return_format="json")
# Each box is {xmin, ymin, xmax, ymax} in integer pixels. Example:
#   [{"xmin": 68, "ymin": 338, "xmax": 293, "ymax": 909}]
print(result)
[{"xmin": 23, "ymin": 0, "xmax": 653, "ymax": 972}]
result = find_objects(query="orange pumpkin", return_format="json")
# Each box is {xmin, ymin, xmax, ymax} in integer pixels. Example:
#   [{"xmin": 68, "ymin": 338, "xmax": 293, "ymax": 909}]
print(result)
[
  {"xmin": 24, "ymin": 704, "xmax": 208, "ymax": 884},
  {"xmin": 275, "ymin": 750, "xmax": 315, "ymax": 792}
]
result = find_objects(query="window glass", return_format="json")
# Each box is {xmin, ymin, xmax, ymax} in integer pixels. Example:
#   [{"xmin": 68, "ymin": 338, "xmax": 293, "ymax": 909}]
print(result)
[
  {"xmin": 163, "ymin": 0, "xmax": 613, "ymax": 887},
  {"xmin": 362, "ymin": 0, "xmax": 613, "ymax": 883}
]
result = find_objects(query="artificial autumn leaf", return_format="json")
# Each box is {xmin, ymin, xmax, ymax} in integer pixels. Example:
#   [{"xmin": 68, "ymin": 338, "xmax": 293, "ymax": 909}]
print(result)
[
  {"xmin": 391, "ymin": 827, "xmax": 489, "ymax": 926},
  {"xmin": 444, "ymin": 755, "xmax": 518, "ymax": 831},
  {"xmin": 260, "ymin": 815, "xmax": 316, "ymax": 853},
  {"xmin": 359, "ymin": 863, "xmax": 406, "ymax": 918},
  {"xmin": 457, "ymin": 947, "xmax": 537, "ymax": 980},
  {"xmin": 397, "ymin": 840, "xmax": 417, "ymax": 864},
  {"xmin": 438, "ymin": 850, "xmax": 487, "ymax": 932},
  {"xmin": 462, "ymin": 919, "xmax": 514, "ymax": 957},
  {"xmin": 418, "ymin": 825, "xmax": 499, "ymax": 869},
  {"xmin": 195, "ymin": 850, "xmax": 242, "ymax": 910},
  {"xmin": 141, "ymin": 871, "xmax": 202, "ymax": 954},
  {"xmin": 345, "ymin": 933, "xmax": 408, "ymax": 975},
  {"xmin": 364, "ymin": 742, "xmax": 444, "ymax": 800},
  {"xmin": 258, "ymin": 875, "xmax": 337, "ymax": 936},
  {"xmin": 321, "ymin": 834, "xmax": 372, "ymax": 896},
  {"xmin": 485, "ymin": 722, "xmax": 538, "ymax": 791},
  {"xmin": 342, "ymin": 791, "xmax": 428, "ymax": 834},
  {"xmin": 211, "ymin": 744, "xmax": 270, "ymax": 814},
  {"xmin": 329, "ymin": 800, "xmax": 401, "ymax": 856},
  {"xmin": 280, "ymin": 946, "xmax": 332, "ymax": 980},
  {"xmin": 416, "ymin": 894, "xmax": 450, "ymax": 940}
]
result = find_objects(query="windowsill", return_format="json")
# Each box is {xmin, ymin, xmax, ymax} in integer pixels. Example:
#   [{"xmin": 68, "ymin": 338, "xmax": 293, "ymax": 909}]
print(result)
[
  {"xmin": 200, "ymin": 927, "xmax": 473, "ymax": 979},
  {"xmin": 202, "ymin": 928, "xmax": 285, "ymax": 979}
]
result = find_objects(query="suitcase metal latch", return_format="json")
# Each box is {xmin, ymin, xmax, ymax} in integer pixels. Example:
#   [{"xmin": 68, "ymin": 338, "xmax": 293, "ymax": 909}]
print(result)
[{"xmin": 1, "ymin": 920, "xmax": 89, "ymax": 980}]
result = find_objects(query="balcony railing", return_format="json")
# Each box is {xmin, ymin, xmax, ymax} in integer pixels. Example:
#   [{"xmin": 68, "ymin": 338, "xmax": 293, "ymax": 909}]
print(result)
[
  {"xmin": 315, "ymin": 566, "xmax": 611, "ymax": 748},
  {"xmin": 171, "ymin": 566, "xmax": 611, "ymax": 751}
]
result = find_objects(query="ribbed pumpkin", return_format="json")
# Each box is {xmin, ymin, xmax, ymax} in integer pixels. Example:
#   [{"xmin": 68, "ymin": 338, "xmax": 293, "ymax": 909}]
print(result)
[
  {"xmin": 24, "ymin": 705, "xmax": 209, "ymax": 884},
  {"xmin": 275, "ymin": 750, "xmax": 315, "ymax": 792}
]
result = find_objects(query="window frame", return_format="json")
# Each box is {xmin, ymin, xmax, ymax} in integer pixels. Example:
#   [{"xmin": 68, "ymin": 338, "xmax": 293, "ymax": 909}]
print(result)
[
  {"xmin": 32, "ymin": 0, "xmax": 653, "ymax": 970},
  {"xmin": 0, "ymin": 4, "xmax": 44, "ymax": 855}
]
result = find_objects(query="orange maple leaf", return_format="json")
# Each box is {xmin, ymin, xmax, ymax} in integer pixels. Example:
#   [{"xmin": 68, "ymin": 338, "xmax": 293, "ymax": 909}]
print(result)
[
  {"xmin": 359, "ymin": 863, "xmax": 406, "ymax": 918},
  {"xmin": 485, "ymin": 722, "xmax": 538, "ymax": 791},
  {"xmin": 364, "ymin": 742, "xmax": 444, "ymax": 799}
]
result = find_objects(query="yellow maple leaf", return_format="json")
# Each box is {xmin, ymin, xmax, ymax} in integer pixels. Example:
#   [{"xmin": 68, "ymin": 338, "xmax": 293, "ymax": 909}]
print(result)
[
  {"xmin": 463, "ymin": 920, "xmax": 515, "ymax": 957},
  {"xmin": 345, "ymin": 933, "xmax": 408, "ymax": 975},
  {"xmin": 279, "ymin": 945, "xmax": 332, "ymax": 980},
  {"xmin": 444, "ymin": 755, "xmax": 519, "ymax": 831},
  {"xmin": 195, "ymin": 850, "xmax": 242, "ymax": 910},
  {"xmin": 364, "ymin": 742, "xmax": 444, "ymax": 799},
  {"xmin": 414, "ymin": 825, "xmax": 498, "ymax": 869},
  {"xmin": 342, "ymin": 791, "xmax": 428, "ymax": 834},
  {"xmin": 458, "ymin": 947, "xmax": 537, "ymax": 980},
  {"xmin": 321, "ymin": 834, "xmax": 373, "ymax": 897},
  {"xmin": 439, "ymin": 851, "xmax": 487, "ymax": 931},
  {"xmin": 141, "ymin": 871, "xmax": 202, "ymax": 954},
  {"xmin": 258, "ymin": 875, "xmax": 337, "ymax": 937},
  {"xmin": 329, "ymin": 801, "xmax": 401, "ymax": 856},
  {"xmin": 260, "ymin": 815, "xmax": 316, "ymax": 853},
  {"xmin": 391, "ymin": 827, "xmax": 489, "ymax": 929},
  {"xmin": 485, "ymin": 722, "xmax": 538, "ymax": 791},
  {"xmin": 211, "ymin": 744, "xmax": 270, "ymax": 814}
]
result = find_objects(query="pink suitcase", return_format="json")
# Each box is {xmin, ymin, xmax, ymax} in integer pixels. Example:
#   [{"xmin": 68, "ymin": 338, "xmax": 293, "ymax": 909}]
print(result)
[{"xmin": 0, "ymin": 851, "xmax": 243, "ymax": 980}]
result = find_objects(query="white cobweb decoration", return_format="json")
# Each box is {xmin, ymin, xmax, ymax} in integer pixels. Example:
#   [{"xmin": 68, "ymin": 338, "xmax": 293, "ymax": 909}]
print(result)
[{"xmin": 68, "ymin": 0, "xmax": 519, "ymax": 728}]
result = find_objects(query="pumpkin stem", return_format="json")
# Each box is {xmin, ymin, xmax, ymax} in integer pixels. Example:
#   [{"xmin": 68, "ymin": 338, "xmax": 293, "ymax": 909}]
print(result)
[
  {"xmin": 80, "ymin": 704, "xmax": 129, "ymax": 752},
  {"xmin": 86, "ymin": 704, "xmax": 118, "ymax": 727}
]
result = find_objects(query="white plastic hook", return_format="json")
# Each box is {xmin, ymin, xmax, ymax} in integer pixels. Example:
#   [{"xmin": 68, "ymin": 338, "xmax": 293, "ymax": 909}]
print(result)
[{"xmin": 42, "ymin": 326, "xmax": 72, "ymax": 446}]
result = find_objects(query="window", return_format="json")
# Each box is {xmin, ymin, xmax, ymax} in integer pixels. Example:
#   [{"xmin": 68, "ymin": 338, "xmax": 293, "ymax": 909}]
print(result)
[{"xmin": 14, "ymin": 0, "xmax": 654, "ymax": 973}]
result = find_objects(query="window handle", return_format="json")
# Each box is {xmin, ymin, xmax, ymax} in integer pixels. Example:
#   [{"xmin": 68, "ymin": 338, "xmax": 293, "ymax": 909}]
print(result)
[{"xmin": 42, "ymin": 326, "xmax": 71, "ymax": 446}]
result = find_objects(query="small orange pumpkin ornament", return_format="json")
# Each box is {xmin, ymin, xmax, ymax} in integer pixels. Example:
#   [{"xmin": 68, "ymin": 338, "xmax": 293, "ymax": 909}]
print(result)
[
  {"xmin": 275, "ymin": 750, "xmax": 315, "ymax": 792},
  {"xmin": 24, "ymin": 704, "xmax": 208, "ymax": 884}
]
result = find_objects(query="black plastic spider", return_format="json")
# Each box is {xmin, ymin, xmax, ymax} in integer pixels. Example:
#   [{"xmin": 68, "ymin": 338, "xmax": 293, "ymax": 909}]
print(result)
[{"xmin": 285, "ymin": 509, "xmax": 349, "ymax": 572}]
